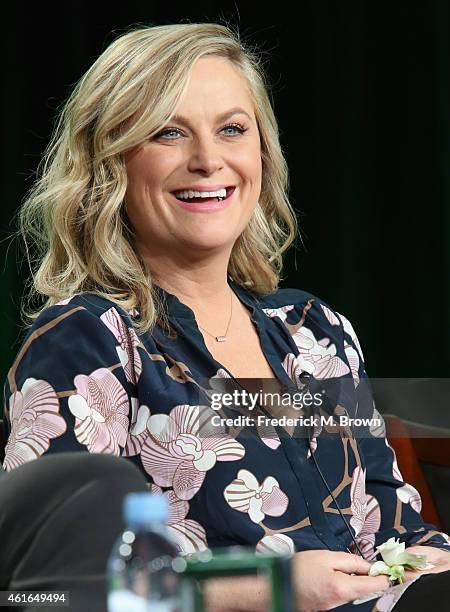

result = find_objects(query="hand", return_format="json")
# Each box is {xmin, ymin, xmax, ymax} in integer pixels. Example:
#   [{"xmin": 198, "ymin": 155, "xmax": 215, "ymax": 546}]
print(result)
[
  {"xmin": 402, "ymin": 545, "xmax": 450, "ymax": 581},
  {"xmin": 292, "ymin": 550, "xmax": 390, "ymax": 612}
]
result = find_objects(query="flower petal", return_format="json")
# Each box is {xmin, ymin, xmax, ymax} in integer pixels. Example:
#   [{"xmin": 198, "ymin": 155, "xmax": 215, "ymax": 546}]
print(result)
[
  {"xmin": 369, "ymin": 561, "xmax": 390, "ymax": 577},
  {"xmin": 224, "ymin": 477, "xmax": 255, "ymax": 513},
  {"xmin": 148, "ymin": 414, "xmax": 179, "ymax": 443},
  {"xmin": 236, "ymin": 469, "xmax": 260, "ymax": 492},
  {"xmin": 256, "ymin": 534, "xmax": 295, "ymax": 555},
  {"xmin": 173, "ymin": 461, "xmax": 206, "ymax": 500},
  {"xmin": 248, "ymin": 496, "xmax": 265, "ymax": 523},
  {"xmin": 167, "ymin": 519, "xmax": 208, "ymax": 555},
  {"xmin": 261, "ymin": 486, "xmax": 289, "ymax": 517},
  {"xmin": 140, "ymin": 437, "xmax": 180, "ymax": 486},
  {"xmin": 202, "ymin": 437, "xmax": 246, "ymax": 460},
  {"xmin": 166, "ymin": 490, "xmax": 189, "ymax": 523},
  {"xmin": 396, "ymin": 484, "xmax": 422, "ymax": 513}
]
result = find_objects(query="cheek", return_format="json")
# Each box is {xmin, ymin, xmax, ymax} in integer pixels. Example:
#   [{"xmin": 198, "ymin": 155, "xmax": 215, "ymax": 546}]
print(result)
[
  {"xmin": 235, "ymin": 146, "xmax": 262, "ymax": 186},
  {"xmin": 126, "ymin": 146, "xmax": 180, "ymax": 192}
]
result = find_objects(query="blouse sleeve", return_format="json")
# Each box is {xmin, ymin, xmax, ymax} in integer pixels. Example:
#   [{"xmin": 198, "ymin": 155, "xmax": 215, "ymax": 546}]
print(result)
[
  {"xmin": 2, "ymin": 301, "xmax": 136, "ymax": 472},
  {"xmin": 337, "ymin": 311, "xmax": 450, "ymax": 556}
]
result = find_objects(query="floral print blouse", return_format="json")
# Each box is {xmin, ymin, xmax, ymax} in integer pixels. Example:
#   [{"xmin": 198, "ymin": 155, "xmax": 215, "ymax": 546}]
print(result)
[{"xmin": 2, "ymin": 279, "xmax": 450, "ymax": 611}]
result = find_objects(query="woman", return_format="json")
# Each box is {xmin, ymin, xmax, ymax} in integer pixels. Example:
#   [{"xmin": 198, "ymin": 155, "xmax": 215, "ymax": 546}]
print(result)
[{"xmin": 2, "ymin": 22, "xmax": 450, "ymax": 612}]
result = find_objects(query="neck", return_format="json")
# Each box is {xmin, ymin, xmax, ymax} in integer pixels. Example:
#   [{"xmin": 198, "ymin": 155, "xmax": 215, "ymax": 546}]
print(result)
[{"xmin": 148, "ymin": 255, "xmax": 234, "ymax": 319}]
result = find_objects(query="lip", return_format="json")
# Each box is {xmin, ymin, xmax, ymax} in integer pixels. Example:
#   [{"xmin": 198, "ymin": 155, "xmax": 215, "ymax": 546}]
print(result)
[{"xmin": 170, "ymin": 186, "xmax": 236, "ymax": 213}]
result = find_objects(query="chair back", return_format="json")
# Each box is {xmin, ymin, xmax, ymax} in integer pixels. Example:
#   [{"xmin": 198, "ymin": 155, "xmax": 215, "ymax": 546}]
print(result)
[{"xmin": 0, "ymin": 418, "xmax": 6, "ymax": 464}]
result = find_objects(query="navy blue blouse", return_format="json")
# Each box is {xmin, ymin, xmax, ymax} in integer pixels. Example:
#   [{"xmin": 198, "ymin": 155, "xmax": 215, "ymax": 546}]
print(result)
[{"xmin": 3, "ymin": 279, "xmax": 450, "ymax": 611}]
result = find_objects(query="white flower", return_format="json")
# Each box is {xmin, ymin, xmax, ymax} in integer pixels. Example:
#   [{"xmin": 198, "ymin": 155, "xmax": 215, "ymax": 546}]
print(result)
[
  {"xmin": 368, "ymin": 537, "xmax": 428, "ymax": 584},
  {"xmin": 376, "ymin": 537, "xmax": 405, "ymax": 566},
  {"xmin": 224, "ymin": 469, "xmax": 289, "ymax": 524}
]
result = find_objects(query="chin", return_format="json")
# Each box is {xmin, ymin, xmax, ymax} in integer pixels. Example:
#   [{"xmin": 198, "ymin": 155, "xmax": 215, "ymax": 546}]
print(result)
[
  {"xmin": 185, "ymin": 239, "xmax": 234, "ymax": 253},
  {"xmin": 179, "ymin": 231, "xmax": 236, "ymax": 253}
]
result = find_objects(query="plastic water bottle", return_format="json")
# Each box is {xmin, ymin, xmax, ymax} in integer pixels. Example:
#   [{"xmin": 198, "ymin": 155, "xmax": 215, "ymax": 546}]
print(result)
[{"xmin": 107, "ymin": 492, "xmax": 182, "ymax": 612}]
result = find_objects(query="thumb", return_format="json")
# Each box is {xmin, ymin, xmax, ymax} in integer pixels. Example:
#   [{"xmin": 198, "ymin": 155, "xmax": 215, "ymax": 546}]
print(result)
[{"xmin": 328, "ymin": 551, "xmax": 372, "ymax": 575}]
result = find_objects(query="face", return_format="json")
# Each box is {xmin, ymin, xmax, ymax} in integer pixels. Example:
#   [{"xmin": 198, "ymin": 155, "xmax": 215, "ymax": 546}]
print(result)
[{"xmin": 123, "ymin": 56, "xmax": 262, "ymax": 264}]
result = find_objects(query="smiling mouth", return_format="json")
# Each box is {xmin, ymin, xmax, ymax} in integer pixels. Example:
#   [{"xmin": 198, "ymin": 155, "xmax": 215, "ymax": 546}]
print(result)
[{"xmin": 171, "ymin": 186, "xmax": 235, "ymax": 203}]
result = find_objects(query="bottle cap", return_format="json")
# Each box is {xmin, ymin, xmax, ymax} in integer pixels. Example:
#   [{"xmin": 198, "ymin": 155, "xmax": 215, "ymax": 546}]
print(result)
[{"xmin": 123, "ymin": 492, "xmax": 168, "ymax": 526}]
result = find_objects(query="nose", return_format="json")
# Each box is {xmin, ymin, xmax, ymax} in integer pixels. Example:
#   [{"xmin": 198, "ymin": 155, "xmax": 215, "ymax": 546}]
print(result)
[{"xmin": 186, "ymin": 134, "xmax": 224, "ymax": 175}]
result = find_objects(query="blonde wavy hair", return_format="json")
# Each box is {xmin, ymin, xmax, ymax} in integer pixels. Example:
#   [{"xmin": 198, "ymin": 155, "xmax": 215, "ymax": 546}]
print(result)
[{"xmin": 19, "ymin": 21, "xmax": 298, "ymax": 335}]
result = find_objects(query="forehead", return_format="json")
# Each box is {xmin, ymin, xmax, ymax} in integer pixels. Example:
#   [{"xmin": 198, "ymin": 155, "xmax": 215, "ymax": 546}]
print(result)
[{"xmin": 176, "ymin": 56, "xmax": 255, "ymax": 116}]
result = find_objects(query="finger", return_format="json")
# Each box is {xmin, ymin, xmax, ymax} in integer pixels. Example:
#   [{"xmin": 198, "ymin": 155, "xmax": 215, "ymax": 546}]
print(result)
[
  {"xmin": 328, "ymin": 551, "xmax": 372, "ymax": 575},
  {"xmin": 342, "ymin": 573, "xmax": 391, "ymax": 598}
]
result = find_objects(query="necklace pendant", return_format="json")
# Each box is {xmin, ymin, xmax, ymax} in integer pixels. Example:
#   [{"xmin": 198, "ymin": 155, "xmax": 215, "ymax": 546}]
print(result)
[{"xmin": 215, "ymin": 336, "xmax": 227, "ymax": 342}]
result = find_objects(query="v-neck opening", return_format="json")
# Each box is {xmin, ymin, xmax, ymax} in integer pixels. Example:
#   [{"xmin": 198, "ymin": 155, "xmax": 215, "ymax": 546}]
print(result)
[
  {"xmin": 153, "ymin": 277, "xmax": 299, "ymax": 392},
  {"xmin": 197, "ymin": 279, "xmax": 299, "ymax": 394}
]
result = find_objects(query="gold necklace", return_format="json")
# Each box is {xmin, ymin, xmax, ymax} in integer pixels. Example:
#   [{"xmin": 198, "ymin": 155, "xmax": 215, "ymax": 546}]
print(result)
[{"xmin": 198, "ymin": 291, "xmax": 233, "ymax": 342}]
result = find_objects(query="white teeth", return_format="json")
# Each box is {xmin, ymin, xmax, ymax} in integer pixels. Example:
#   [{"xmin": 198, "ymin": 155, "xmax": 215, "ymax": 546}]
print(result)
[{"xmin": 173, "ymin": 188, "xmax": 228, "ymax": 199}]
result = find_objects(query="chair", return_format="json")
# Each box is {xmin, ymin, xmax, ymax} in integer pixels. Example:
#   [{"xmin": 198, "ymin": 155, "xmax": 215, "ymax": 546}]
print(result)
[{"xmin": 0, "ymin": 418, "xmax": 5, "ymax": 464}]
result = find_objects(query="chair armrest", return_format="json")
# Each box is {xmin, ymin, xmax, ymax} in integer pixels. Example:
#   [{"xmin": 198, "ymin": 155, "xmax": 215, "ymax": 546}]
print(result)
[{"xmin": 399, "ymin": 419, "xmax": 450, "ymax": 468}]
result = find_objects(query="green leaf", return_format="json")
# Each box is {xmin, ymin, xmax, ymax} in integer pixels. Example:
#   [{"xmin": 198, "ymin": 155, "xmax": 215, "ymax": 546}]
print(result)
[{"xmin": 388, "ymin": 565, "xmax": 405, "ymax": 584}]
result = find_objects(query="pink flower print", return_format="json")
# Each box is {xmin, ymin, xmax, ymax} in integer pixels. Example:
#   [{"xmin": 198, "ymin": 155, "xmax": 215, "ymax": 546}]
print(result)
[
  {"xmin": 291, "ymin": 326, "xmax": 350, "ymax": 379},
  {"xmin": 321, "ymin": 312, "xmax": 364, "ymax": 385},
  {"xmin": 256, "ymin": 421, "xmax": 281, "ymax": 450},
  {"xmin": 100, "ymin": 307, "xmax": 142, "ymax": 384},
  {"xmin": 209, "ymin": 370, "xmax": 281, "ymax": 450},
  {"xmin": 350, "ymin": 467, "xmax": 367, "ymax": 537},
  {"xmin": 306, "ymin": 421, "xmax": 322, "ymax": 458},
  {"xmin": 207, "ymin": 368, "xmax": 243, "ymax": 394},
  {"xmin": 265, "ymin": 305, "xmax": 350, "ymax": 379},
  {"xmin": 215, "ymin": 368, "xmax": 231, "ymax": 377},
  {"xmin": 123, "ymin": 401, "xmax": 151, "ymax": 456},
  {"xmin": 396, "ymin": 483, "xmax": 422, "ymax": 513},
  {"xmin": 320, "ymin": 304, "xmax": 340, "ymax": 326},
  {"xmin": 256, "ymin": 534, "xmax": 295, "ymax": 555},
  {"xmin": 343, "ymin": 342, "xmax": 360, "ymax": 386},
  {"xmin": 384, "ymin": 438, "xmax": 422, "ymax": 514},
  {"xmin": 4, "ymin": 378, "xmax": 67, "ymax": 471},
  {"xmin": 282, "ymin": 353, "xmax": 307, "ymax": 388},
  {"xmin": 385, "ymin": 438, "xmax": 404, "ymax": 482},
  {"xmin": 348, "ymin": 494, "xmax": 381, "ymax": 561},
  {"xmin": 262, "ymin": 305, "xmax": 295, "ymax": 322},
  {"xmin": 149, "ymin": 485, "xmax": 208, "ymax": 554},
  {"xmin": 339, "ymin": 313, "xmax": 363, "ymax": 360},
  {"xmin": 68, "ymin": 368, "xmax": 129, "ymax": 454},
  {"xmin": 224, "ymin": 469, "xmax": 289, "ymax": 524},
  {"xmin": 370, "ymin": 406, "xmax": 386, "ymax": 438},
  {"xmin": 141, "ymin": 405, "xmax": 245, "ymax": 501},
  {"xmin": 55, "ymin": 296, "xmax": 77, "ymax": 305}
]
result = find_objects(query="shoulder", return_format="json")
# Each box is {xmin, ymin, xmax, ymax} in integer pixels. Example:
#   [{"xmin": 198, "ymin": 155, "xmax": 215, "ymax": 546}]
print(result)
[
  {"xmin": 258, "ymin": 285, "xmax": 365, "ymax": 361},
  {"xmin": 9, "ymin": 293, "xmax": 141, "ymax": 383},
  {"xmin": 259, "ymin": 285, "xmax": 356, "ymax": 331},
  {"xmin": 6, "ymin": 293, "xmax": 142, "ymax": 399},
  {"xmin": 25, "ymin": 293, "xmax": 138, "ymax": 341}
]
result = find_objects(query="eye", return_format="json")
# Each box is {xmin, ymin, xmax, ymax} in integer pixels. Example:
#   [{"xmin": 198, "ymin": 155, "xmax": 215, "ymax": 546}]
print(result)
[
  {"xmin": 154, "ymin": 128, "xmax": 182, "ymax": 140},
  {"xmin": 221, "ymin": 123, "xmax": 248, "ymax": 136},
  {"xmin": 153, "ymin": 122, "xmax": 248, "ymax": 140}
]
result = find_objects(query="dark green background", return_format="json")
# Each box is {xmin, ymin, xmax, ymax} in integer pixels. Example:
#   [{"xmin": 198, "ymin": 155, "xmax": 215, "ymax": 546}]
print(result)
[{"xmin": 2, "ymin": 1, "xmax": 450, "ymax": 411}]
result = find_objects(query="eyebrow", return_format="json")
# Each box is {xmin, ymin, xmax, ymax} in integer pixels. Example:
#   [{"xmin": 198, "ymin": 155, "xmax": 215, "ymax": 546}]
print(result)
[{"xmin": 170, "ymin": 107, "xmax": 253, "ymax": 126}]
